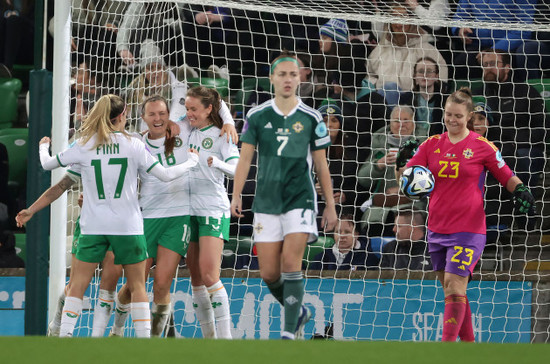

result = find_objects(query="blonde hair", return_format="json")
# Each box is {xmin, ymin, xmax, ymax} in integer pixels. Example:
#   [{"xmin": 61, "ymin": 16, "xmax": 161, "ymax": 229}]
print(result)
[{"xmin": 79, "ymin": 94, "xmax": 127, "ymax": 149}]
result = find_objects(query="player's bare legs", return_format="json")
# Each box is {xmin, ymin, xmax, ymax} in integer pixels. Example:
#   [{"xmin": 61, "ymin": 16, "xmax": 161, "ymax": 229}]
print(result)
[
  {"xmin": 59, "ymin": 259, "xmax": 98, "ymax": 337},
  {"xmin": 111, "ymin": 258, "xmax": 152, "ymax": 336},
  {"xmin": 91, "ymin": 251, "xmax": 122, "ymax": 337},
  {"xmin": 123, "ymin": 260, "xmax": 151, "ymax": 338},
  {"xmin": 188, "ymin": 237, "xmax": 231, "ymax": 338},
  {"xmin": 150, "ymin": 246, "xmax": 181, "ymax": 336}
]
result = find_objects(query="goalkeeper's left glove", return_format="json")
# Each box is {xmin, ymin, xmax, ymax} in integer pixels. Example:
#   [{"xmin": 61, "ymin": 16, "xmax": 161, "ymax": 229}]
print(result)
[{"xmin": 513, "ymin": 183, "xmax": 535, "ymax": 214}]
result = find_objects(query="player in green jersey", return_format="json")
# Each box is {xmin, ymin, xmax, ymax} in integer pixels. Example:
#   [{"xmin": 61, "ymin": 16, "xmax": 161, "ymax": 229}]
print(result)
[{"xmin": 231, "ymin": 52, "xmax": 337, "ymax": 340}]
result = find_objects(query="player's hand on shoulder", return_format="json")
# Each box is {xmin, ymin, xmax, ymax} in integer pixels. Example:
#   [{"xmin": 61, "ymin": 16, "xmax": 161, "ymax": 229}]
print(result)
[
  {"xmin": 167, "ymin": 120, "xmax": 180, "ymax": 138},
  {"xmin": 220, "ymin": 124, "xmax": 239, "ymax": 144}
]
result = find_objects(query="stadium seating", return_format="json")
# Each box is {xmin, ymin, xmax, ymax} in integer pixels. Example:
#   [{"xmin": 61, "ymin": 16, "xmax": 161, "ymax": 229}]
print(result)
[
  {"xmin": 369, "ymin": 237, "xmax": 395, "ymax": 259},
  {"xmin": 0, "ymin": 78, "xmax": 23, "ymax": 129},
  {"xmin": 0, "ymin": 128, "xmax": 28, "ymax": 137},
  {"xmin": 0, "ymin": 132, "xmax": 28, "ymax": 196},
  {"xmin": 188, "ymin": 77, "xmax": 229, "ymax": 98},
  {"xmin": 527, "ymin": 78, "xmax": 550, "ymax": 114},
  {"xmin": 232, "ymin": 77, "xmax": 271, "ymax": 114}
]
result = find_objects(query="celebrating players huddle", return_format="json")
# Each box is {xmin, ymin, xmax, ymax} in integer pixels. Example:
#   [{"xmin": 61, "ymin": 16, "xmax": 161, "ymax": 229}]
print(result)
[{"xmin": 18, "ymin": 53, "xmax": 534, "ymax": 341}]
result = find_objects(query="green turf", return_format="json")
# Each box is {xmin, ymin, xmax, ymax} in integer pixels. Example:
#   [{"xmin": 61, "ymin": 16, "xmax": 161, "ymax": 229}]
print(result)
[{"xmin": 2, "ymin": 337, "xmax": 549, "ymax": 364}]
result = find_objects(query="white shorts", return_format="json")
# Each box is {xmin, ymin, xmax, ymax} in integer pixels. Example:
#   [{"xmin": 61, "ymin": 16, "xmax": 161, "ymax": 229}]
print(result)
[{"xmin": 253, "ymin": 209, "xmax": 318, "ymax": 243}]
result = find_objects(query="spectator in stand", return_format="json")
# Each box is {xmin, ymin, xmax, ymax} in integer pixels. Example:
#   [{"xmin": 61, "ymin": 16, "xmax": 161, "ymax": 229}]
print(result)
[
  {"xmin": 371, "ymin": 0, "xmax": 451, "ymax": 40},
  {"xmin": 357, "ymin": 105, "xmax": 428, "ymax": 236},
  {"xmin": 475, "ymin": 49, "xmax": 547, "ymax": 191},
  {"xmin": 451, "ymin": 0, "xmax": 541, "ymax": 81},
  {"xmin": 315, "ymin": 103, "xmax": 360, "ymax": 226},
  {"xmin": 400, "ymin": 56, "xmax": 448, "ymax": 136},
  {"xmin": 309, "ymin": 213, "xmax": 379, "ymax": 271},
  {"xmin": 380, "ymin": 209, "xmax": 432, "ymax": 271},
  {"xmin": 72, "ymin": 60, "xmax": 111, "ymax": 130},
  {"xmin": 0, "ymin": 0, "xmax": 34, "ymax": 74},
  {"xmin": 470, "ymin": 100, "xmax": 513, "ymax": 230},
  {"xmin": 0, "ymin": 230, "xmax": 24, "ymax": 268},
  {"xmin": 322, "ymin": 30, "xmax": 386, "ymax": 162},
  {"xmin": 116, "ymin": 2, "xmax": 185, "ymax": 70},
  {"xmin": 367, "ymin": 4, "xmax": 448, "ymax": 107},
  {"xmin": 295, "ymin": 51, "xmax": 325, "ymax": 109}
]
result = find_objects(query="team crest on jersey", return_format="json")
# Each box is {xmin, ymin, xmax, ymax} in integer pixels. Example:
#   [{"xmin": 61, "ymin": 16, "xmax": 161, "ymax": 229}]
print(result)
[
  {"xmin": 463, "ymin": 148, "xmax": 474, "ymax": 159},
  {"xmin": 202, "ymin": 137, "xmax": 213, "ymax": 149},
  {"xmin": 315, "ymin": 122, "xmax": 328, "ymax": 137},
  {"xmin": 292, "ymin": 121, "xmax": 304, "ymax": 133},
  {"xmin": 174, "ymin": 136, "xmax": 183, "ymax": 148}
]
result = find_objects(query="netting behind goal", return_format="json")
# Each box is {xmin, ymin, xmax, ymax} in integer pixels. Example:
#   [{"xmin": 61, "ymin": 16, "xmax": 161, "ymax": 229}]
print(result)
[{"xmin": 58, "ymin": 0, "xmax": 550, "ymax": 341}]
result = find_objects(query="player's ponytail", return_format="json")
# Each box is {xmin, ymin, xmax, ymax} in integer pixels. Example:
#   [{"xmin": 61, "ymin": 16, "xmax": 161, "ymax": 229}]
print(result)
[
  {"xmin": 187, "ymin": 86, "xmax": 224, "ymax": 129},
  {"xmin": 447, "ymin": 87, "xmax": 475, "ymax": 131},
  {"xmin": 80, "ymin": 94, "xmax": 126, "ymax": 149}
]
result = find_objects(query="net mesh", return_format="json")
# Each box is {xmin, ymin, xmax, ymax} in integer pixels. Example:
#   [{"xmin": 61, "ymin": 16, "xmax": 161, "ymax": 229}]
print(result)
[{"xmin": 59, "ymin": 0, "xmax": 550, "ymax": 341}]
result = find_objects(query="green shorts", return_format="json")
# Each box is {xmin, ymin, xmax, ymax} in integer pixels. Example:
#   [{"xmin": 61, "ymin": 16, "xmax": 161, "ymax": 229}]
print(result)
[
  {"xmin": 71, "ymin": 217, "xmax": 82, "ymax": 255},
  {"xmin": 143, "ymin": 215, "xmax": 191, "ymax": 258},
  {"xmin": 189, "ymin": 215, "xmax": 230, "ymax": 243},
  {"xmin": 76, "ymin": 234, "xmax": 148, "ymax": 265}
]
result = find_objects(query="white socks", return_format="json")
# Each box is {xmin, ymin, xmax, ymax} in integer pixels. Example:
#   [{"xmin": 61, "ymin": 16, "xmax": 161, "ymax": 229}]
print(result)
[
  {"xmin": 131, "ymin": 302, "xmax": 151, "ymax": 338},
  {"xmin": 208, "ymin": 281, "xmax": 232, "ymax": 339},
  {"xmin": 59, "ymin": 296, "xmax": 82, "ymax": 337},
  {"xmin": 91, "ymin": 289, "xmax": 115, "ymax": 337},
  {"xmin": 151, "ymin": 302, "xmax": 171, "ymax": 337},
  {"xmin": 111, "ymin": 295, "xmax": 130, "ymax": 336},
  {"xmin": 48, "ymin": 290, "xmax": 67, "ymax": 335},
  {"xmin": 192, "ymin": 285, "xmax": 217, "ymax": 338}
]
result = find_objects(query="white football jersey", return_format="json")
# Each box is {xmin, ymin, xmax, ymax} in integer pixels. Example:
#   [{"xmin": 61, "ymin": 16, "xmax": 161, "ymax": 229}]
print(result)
[
  {"xmin": 56, "ymin": 132, "xmax": 158, "ymax": 235},
  {"xmin": 188, "ymin": 125, "xmax": 239, "ymax": 217},
  {"xmin": 139, "ymin": 122, "xmax": 192, "ymax": 218}
]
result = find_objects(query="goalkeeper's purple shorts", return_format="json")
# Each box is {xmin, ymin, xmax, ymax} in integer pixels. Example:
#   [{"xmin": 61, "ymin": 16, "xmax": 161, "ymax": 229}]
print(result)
[{"xmin": 427, "ymin": 230, "xmax": 486, "ymax": 277}]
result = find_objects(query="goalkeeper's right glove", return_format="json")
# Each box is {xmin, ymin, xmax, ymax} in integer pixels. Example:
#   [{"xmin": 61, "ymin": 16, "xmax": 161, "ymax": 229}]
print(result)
[
  {"xmin": 396, "ymin": 139, "xmax": 420, "ymax": 169},
  {"xmin": 513, "ymin": 183, "xmax": 535, "ymax": 214}
]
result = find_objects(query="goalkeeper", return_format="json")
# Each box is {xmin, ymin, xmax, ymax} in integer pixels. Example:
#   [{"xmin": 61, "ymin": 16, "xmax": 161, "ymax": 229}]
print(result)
[{"xmin": 396, "ymin": 87, "xmax": 535, "ymax": 342}]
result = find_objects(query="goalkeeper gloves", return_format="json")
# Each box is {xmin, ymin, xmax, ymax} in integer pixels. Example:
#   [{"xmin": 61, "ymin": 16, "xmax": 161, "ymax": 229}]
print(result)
[
  {"xmin": 395, "ymin": 139, "xmax": 420, "ymax": 169},
  {"xmin": 513, "ymin": 183, "xmax": 535, "ymax": 214}
]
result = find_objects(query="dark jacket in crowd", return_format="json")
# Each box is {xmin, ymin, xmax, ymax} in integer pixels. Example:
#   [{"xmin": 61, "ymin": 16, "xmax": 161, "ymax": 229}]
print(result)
[
  {"xmin": 474, "ymin": 81, "xmax": 547, "ymax": 158},
  {"xmin": 0, "ymin": 230, "xmax": 24, "ymax": 268},
  {"xmin": 309, "ymin": 237, "xmax": 379, "ymax": 271},
  {"xmin": 380, "ymin": 239, "xmax": 432, "ymax": 271}
]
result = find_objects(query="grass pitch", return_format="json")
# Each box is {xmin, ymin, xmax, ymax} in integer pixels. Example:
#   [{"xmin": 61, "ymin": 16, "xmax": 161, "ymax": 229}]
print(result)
[{"xmin": 2, "ymin": 337, "xmax": 550, "ymax": 364}]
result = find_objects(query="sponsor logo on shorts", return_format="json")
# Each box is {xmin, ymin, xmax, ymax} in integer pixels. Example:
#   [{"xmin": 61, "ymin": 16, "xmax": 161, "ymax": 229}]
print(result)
[{"xmin": 458, "ymin": 265, "xmax": 466, "ymax": 271}]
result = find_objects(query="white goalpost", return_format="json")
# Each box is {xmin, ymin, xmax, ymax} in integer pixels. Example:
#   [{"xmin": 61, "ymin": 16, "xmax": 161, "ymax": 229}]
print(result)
[{"xmin": 49, "ymin": 0, "xmax": 550, "ymax": 342}]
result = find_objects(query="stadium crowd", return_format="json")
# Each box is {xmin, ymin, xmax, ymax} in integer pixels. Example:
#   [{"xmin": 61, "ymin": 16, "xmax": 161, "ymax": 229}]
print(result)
[{"xmin": 0, "ymin": 0, "xmax": 547, "ymax": 340}]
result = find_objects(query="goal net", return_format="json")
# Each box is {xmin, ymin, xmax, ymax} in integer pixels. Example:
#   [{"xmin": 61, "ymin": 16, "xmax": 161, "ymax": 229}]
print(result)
[{"xmin": 55, "ymin": 0, "xmax": 550, "ymax": 341}]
